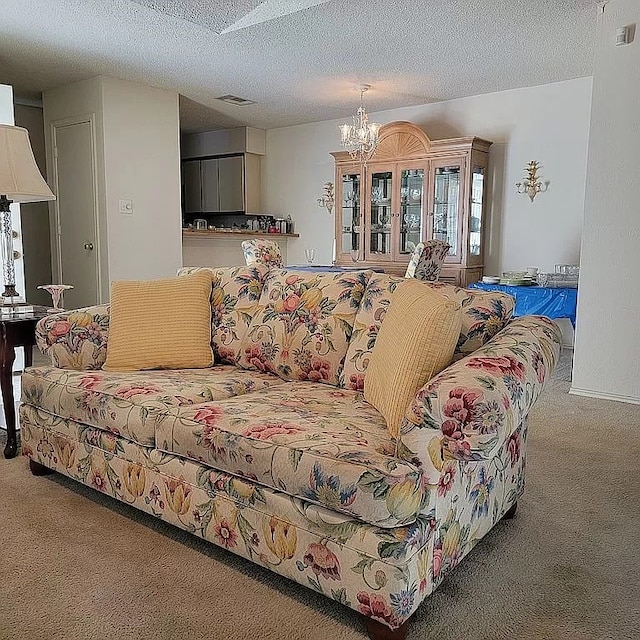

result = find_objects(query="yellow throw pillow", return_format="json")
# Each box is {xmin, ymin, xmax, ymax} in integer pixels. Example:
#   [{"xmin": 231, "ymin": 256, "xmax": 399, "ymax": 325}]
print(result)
[
  {"xmin": 103, "ymin": 272, "xmax": 213, "ymax": 371},
  {"xmin": 364, "ymin": 279, "xmax": 462, "ymax": 439}
]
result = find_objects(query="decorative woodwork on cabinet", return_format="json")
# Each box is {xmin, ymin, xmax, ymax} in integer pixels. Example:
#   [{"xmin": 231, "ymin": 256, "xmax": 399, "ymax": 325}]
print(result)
[{"xmin": 331, "ymin": 121, "xmax": 492, "ymax": 286}]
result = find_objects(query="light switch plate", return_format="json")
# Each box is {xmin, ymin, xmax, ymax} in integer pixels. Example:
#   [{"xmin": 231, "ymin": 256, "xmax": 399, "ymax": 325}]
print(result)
[{"xmin": 119, "ymin": 199, "xmax": 133, "ymax": 214}]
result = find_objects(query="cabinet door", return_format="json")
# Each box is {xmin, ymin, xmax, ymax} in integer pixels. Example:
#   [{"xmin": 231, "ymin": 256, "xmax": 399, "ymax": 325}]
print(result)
[
  {"xmin": 218, "ymin": 155, "xmax": 244, "ymax": 212},
  {"xmin": 367, "ymin": 165, "xmax": 395, "ymax": 262},
  {"xmin": 428, "ymin": 159, "xmax": 465, "ymax": 262},
  {"xmin": 396, "ymin": 164, "xmax": 427, "ymax": 261},
  {"xmin": 336, "ymin": 166, "xmax": 362, "ymax": 260},
  {"xmin": 182, "ymin": 160, "xmax": 202, "ymax": 213},
  {"xmin": 468, "ymin": 161, "xmax": 487, "ymax": 264},
  {"xmin": 201, "ymin": 158, "xmax": 219, "ymax": 213}
]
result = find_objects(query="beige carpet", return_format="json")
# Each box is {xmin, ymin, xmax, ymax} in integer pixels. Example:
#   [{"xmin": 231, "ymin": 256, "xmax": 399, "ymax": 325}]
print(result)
[{"xmin": 1, "ymin": 352, "xmax": 639, "ymax": 640}]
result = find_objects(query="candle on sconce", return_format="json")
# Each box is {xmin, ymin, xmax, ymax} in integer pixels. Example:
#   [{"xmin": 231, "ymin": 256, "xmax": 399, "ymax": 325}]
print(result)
[{"xmin": 332, "ymin": 238, "xmax": 337, "ymax": 265}]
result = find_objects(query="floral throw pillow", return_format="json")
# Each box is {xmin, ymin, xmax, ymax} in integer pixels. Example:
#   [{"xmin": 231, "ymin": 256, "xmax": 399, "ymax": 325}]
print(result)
[
  {"xmin": 179, "ymin": 265, "xmax": 269, "ymax": 364},
  {"xmin": 237, "ymin": 269, "xmax": 371, "ymax": 385}
]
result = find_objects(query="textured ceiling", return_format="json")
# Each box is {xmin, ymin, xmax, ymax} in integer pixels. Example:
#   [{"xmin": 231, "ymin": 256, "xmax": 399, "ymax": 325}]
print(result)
[
  {"xmin": 128, "ymin": 0, "xmax": 331, "ymax": 34},
  {"xmin": 1, "ymin": 0, "xmax": 597, "ymax": 132},
  {"xmin": 129, "ymin": 0, "xmax": 264, "ymax": 33}
]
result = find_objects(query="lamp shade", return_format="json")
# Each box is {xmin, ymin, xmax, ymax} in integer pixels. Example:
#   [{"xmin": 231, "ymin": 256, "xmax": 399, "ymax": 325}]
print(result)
[{"xmin": 0, "ymin": 124, "xmax": 55, "ymax": 203}]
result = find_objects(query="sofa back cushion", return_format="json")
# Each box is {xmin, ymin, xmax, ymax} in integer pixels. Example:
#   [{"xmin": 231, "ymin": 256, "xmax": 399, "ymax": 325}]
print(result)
[
  {"xmin": 178, "ymin": 265, "xmax": 269, "ymax": 364},
  {"xmin": 340, "ymin": 274, "xmax": 514, "ymax": 389},
  {"xmin": 237, "ymin": 269, "xmax": 371, "ymax": 386}
]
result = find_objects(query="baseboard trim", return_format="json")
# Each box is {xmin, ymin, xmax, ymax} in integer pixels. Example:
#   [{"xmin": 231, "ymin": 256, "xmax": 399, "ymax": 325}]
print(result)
[{"xmin": 569, "ymin": 387, "xmax": 640, "ymax": 406}]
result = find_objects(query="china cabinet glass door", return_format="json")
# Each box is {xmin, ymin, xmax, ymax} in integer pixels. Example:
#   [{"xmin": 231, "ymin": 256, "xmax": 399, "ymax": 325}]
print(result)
[
  {"xmin": 429, "ymin": 160, "xmax": 464, "ymax": 261},
  {"xmin": 367, "ymin": 167, "xmax": 394, "ymax": 262},
  {"xmin": 469, "ymin": 165, "xmax": 485, "ymax": 258},
  {"xmin": 339, "ymin": 168, "xmax": 361, "ymax": 258},
  {"xmin": 397, "ymin": 166, "xmax": 426, "ymax": 260}
]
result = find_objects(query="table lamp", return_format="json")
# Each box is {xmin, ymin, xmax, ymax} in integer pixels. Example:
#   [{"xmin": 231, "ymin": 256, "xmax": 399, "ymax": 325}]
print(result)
[{"xmin": 0, "ymin": 124, "xmax": 55, "ymax": 305}]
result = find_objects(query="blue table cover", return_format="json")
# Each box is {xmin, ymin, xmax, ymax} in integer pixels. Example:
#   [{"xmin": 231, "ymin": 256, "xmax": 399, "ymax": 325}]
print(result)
[{"xmin": 469, "ymin": 282, "xmax": 577, "ymax": 327}]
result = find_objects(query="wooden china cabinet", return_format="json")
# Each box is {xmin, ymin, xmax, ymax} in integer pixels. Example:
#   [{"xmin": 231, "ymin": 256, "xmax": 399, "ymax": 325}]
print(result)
[{"xmin": 331, "ymin": 121, "xmax": 492, "ymax": 286}]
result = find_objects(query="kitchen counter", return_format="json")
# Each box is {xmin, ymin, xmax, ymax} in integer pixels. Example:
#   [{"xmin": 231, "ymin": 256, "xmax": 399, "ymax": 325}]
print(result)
[
  {"xmin": 182, "ymin": 228, "xmax": 299, "ymax": 269},
  {"xmin": 182, "ymin": 229, "xmax": 299, "ymax": 238}
]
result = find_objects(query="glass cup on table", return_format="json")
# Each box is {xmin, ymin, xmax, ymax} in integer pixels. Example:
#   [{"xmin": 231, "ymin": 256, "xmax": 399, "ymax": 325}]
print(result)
[
  {"xmin": 350, "ymin": 249, "xmax": 361, "ymax": 263},
  {"xmin": 304, "ymin": 248, "xmax": 316, "ymax": 265}
]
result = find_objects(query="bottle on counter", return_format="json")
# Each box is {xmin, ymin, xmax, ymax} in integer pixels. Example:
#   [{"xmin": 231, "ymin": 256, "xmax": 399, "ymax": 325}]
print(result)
[{"xmin": 286, "ymin": 215, "xmax": 294, "ymax": 234}]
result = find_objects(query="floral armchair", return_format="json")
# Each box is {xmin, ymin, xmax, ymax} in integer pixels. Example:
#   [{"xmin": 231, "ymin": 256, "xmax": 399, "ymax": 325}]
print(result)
[
  {"xmin": 405, "ymin": 240, "xmax": 450, "ymax": 281},
  {"xmin": 241, "ymin": 238, "xmax": 284, "ymax": 268}
]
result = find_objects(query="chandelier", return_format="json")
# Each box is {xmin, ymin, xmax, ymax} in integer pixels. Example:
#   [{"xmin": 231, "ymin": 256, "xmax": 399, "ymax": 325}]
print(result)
[{"xmin": 339, "ymin": 84, "xmax": 380, "ymax": 165}]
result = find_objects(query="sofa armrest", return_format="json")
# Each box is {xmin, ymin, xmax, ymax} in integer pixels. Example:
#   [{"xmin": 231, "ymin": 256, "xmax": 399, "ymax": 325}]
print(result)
[
  {"xmin": 35, "ymin": 305, "xmax": 110, "ymax": 370},
  {"xmin": 399, "ymin": 316, "xmax": 561, "ymax": 469}
]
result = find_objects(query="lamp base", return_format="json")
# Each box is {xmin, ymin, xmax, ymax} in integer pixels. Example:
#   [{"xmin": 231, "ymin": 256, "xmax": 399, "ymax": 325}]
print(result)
[
  {"xmin": 0, "ymin": 195, "xmax": 20, "ymax": 301},
  {"xmin": 2, "ymin": 284, "xmax": 18, "ymax": 298}
]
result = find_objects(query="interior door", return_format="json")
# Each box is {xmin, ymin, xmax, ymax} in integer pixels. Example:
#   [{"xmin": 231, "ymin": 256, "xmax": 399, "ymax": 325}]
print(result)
[{"xmin": 52, "ymin": 119, "xmax": 99, "ymax": 310}]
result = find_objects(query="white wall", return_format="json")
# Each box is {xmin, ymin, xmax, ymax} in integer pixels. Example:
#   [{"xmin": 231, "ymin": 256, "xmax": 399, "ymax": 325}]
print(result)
[
  {"xmin": 14, "ymin": 103, "xmax": 53, "ymax": 306},
  {"xmin": 101, "ymin": 76, "xmax": 182, "ymax": 281},
  {"xmin": 264, "ymin": 78, "xmax": 593, "ymax": 275},
  {"xmin": 44, "ymin": 76, "xmax": 182, "ymax": 300},
  {"xmin": 571, "ymin": 0, "xmax": 640, "ymax": 404},
  {"xmin": 43, "ymin": 76, "xmax": 109, "ymax": 300}
]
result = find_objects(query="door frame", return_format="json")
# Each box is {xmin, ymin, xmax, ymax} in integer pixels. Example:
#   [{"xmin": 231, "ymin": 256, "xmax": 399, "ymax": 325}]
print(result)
[{"xmin": 49, "ymin": 114, "xmax": 102, "ymax": 302}]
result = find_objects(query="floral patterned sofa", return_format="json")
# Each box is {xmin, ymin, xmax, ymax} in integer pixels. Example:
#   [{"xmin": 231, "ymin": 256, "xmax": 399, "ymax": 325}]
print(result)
[{"xmin": 21, "ymin": 266, "xmax": 560, "ymax": 640}]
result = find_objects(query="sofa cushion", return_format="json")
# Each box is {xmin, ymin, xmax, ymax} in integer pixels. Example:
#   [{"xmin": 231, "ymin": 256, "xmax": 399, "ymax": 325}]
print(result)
[
  {"xmin": 155, "ymin": 383, "xmax": 426, "ymax": 527},
  {"xmin": 103, "ymin": 272, "xmax": 214, "ymax": 371},
  {"xmin": 237, "ymin": 269, "xmax": 371, "ymax": 386},
  {"xmin": 364, "ymin": 281, "xmax": 462, "ymax": 439},
  {"xmin": 21, "ymin": 366, "xmax": 287, "ymax": 448},
  {"xmin": 178, "ymin": 265, "xmax": 269, "ymax": 364},
  {"xmin": 341, "ymin": 274, "xmax": 514, "ymax": 390}
]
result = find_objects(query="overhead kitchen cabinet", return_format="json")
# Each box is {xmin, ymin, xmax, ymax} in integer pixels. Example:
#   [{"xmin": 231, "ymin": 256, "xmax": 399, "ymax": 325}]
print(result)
[
  {"xmin": 181, "ymin": 127, "xmax": 265, "ymax": 216},
  {"xmin": 181, "ymin": 153, "xmax": 261, "ymax": 214}
]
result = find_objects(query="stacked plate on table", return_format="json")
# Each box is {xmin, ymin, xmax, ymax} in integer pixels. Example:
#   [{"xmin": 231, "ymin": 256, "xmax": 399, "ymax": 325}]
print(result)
[
  {"xmin": 482, "ymin": 276, "xmax": 500, "ymax": 284},
  {"xmin": 499, "ymin": 278, "xmax": 535, "ymax": 286},
  {"xmin": 499, "ymin": 271, "xmax": 536, "ymax": 286}
]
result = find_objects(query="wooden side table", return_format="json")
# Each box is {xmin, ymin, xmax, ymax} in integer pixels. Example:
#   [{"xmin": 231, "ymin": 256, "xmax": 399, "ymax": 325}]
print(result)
[{"xmin": 1, "ymin": 309, "xmax": 48, "ymax": 458}]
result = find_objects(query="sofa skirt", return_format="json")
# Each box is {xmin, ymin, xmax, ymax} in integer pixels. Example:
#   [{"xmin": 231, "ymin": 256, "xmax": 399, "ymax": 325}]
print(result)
[{"xmin": 19, "ymin": 404, "xmax": 527, "ymax": 630}]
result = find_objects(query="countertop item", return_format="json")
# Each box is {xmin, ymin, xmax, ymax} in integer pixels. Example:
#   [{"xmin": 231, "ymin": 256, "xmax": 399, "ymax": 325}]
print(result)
[
  {"xmin": 499, "ymin": 277, "xmax": 535, "ymax": 286},
  {"xmin": 182, "ymin": 229, "xmax": 299, "ymax": 238}
]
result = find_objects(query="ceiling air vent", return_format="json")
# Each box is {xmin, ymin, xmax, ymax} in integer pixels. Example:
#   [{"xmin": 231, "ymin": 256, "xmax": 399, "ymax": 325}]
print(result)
[{"xmin": 216, "ymin": 95, "xmax": 256, "ymax": 106}]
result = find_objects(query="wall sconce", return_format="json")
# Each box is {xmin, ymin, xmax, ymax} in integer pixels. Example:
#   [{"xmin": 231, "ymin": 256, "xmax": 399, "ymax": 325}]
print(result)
[
  {"xmin": 317, "ymin": 182, "xmax": 335, "ymax": 214},
  {"xmin": 516, "ymin": 161, "xmax": 548, "ymax": 202}
]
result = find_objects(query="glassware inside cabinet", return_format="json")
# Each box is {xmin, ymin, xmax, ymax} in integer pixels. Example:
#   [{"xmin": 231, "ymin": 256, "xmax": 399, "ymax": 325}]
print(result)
[
  {"xmin": 370, "ymin": 170, "xmax": 393, "ymax": 256},
  {"xmin": 341, "ymin": 172, "xmax": 361, "ymax": 253},
  {"xmin": 432, "ymin": 165, "xmax": 460, "ymax": 256},
  {"xmin": 470, "ymin": 166, "xmax": 484, "ymax": 256},
  {"xmin": 399, "ymin": 168, "xmax": 424, "ymax": 255}
]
